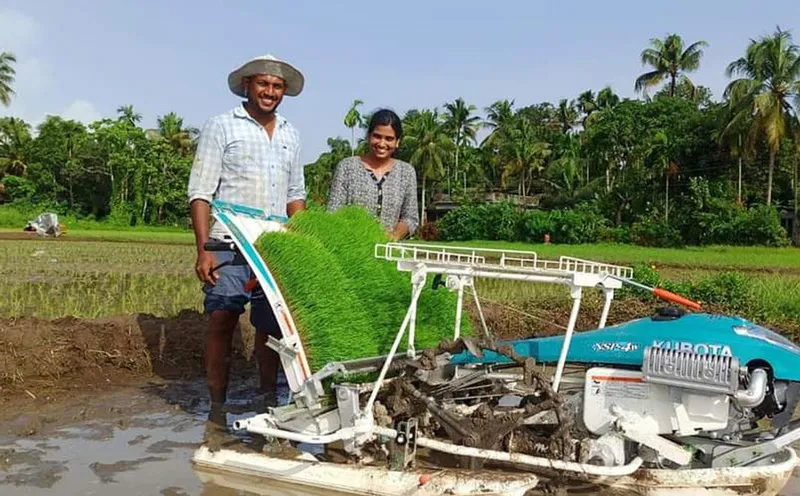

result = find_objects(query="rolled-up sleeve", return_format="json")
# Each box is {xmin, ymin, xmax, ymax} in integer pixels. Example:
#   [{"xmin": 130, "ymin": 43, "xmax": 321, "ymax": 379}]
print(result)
[
  {"xmin": 400, "ymin": 166, "xmax": 420, "ymax": 235},
  {"xmin": 187, "ymin": 117, "xmax": 225, "ymax": 204},
  {"xmin": 286, "ymin": 139, "xmax": 306, "ymax": 203}
]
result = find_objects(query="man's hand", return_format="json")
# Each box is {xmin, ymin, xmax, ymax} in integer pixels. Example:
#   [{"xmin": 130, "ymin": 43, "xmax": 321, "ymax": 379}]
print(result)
[{"xmin": 195, "ymin": 250, "xmax": 218, "ymax": 285}]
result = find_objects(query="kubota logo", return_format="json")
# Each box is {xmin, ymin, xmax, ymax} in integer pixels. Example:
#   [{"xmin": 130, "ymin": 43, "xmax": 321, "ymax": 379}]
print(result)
[{"xmin": 652, "ymin": 340, "xmax": 733, "ymax": 356}]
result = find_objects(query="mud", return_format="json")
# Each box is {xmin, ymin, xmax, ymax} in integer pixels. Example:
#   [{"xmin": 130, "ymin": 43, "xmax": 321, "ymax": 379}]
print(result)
[{"xmin": 0, "ymin": 310, "xmax": 256, "ymax": 418}]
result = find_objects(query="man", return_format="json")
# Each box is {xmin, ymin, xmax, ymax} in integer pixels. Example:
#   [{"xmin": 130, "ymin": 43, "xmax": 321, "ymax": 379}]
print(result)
[{"xmin": 187, "ymin": 54, "xmax": 306, "ymax": 430}]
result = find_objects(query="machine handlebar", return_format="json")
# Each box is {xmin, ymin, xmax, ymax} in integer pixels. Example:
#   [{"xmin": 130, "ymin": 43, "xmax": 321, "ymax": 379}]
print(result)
[{"xmin": 203, "ymin": 240, "xmax": 237, "ymax": 252}]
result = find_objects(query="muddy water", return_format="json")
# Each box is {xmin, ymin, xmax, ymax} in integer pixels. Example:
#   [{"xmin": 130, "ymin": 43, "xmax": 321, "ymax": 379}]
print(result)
[
  {"xmin": 0, "ymin": 410, "xmax": 345, "ymax": 496},
  {"xmin": 2, "ymin": 378, "xmax": 800, "ymax": 496},
  {"xmin": 0, "ymin": 375, "xmax": 344, "ymax": 496}
]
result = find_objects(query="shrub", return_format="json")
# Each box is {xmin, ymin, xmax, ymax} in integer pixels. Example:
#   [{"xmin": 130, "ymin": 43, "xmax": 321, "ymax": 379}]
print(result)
[
  {"xmin": 1, "ymin": 176, "xmax": 36, "ymax": 202},
  {"xmin": 547, "ymin": 203, "xmax": 611, "ymax": 244},
  {"xmin": 691, "ymin": 271, "xmax": 754, "ymax": 311},
  {"xmin": 630, "ymin": 213, "xmax": 683, "ymax": 248},
  {"xmin": 438, "ymin": 202, "xmax": 524, "ymax": 241},
  {"xmin": 520, "ymin": 209, "xmax": 552, "ymax": 243},
  {"xmin": 730, "ymin": 205, "xmax": 790, "ymax": 247}
]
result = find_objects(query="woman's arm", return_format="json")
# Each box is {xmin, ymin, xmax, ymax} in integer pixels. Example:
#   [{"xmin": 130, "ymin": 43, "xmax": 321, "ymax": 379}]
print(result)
[
  {"xmin": 393, "ymin": 165, "xmax": 419, "ymax": 239},
  {"xmin": 327, "ymin": 160, "xmax": 348, "ymax": 212}
]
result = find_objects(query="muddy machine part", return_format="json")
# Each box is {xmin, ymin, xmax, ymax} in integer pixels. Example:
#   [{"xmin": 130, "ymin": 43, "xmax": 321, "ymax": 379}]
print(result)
[{"xmin": 191, "ymin": 201, "xmax": 800, "ymax": 496}]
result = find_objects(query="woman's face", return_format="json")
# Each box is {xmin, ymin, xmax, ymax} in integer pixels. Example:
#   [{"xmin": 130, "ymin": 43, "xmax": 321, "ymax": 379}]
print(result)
[{"xmin": 368, "ymin": 125, "xmax": 399, "ymax": 160}]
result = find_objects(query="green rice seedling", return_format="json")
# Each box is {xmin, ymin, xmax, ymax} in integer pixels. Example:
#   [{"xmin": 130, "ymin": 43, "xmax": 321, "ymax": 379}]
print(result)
[
  {"xmin": 255, "ymin": 230, "xmax": 378, "ymax": 371},
  {"xmin": 255, "ymin": 207, "xmax": 473, "ymax": 369}
]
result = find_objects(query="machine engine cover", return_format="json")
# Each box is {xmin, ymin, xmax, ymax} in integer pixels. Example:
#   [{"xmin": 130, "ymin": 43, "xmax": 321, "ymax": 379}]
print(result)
[{"xmin": 583, "ymin": 367, "xmax": 730, "ymax": 436}]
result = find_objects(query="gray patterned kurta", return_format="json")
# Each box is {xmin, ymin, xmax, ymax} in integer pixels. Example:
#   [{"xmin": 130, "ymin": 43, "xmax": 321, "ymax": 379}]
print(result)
[{"xmin": 327, "ymin": 156, "xmax": 419, "ymax": 236}]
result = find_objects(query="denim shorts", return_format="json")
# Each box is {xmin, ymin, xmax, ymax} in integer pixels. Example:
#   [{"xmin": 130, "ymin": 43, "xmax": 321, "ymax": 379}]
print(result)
[{"xmin": 202, "ymin": 240, "xmax": 281, "ymax": 337}]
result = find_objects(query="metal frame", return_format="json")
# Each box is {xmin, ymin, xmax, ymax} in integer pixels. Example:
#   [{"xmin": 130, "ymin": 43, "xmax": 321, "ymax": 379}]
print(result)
[{"xmin": 373, "ymin": 242, "xmax": 629, "ymax": 391}]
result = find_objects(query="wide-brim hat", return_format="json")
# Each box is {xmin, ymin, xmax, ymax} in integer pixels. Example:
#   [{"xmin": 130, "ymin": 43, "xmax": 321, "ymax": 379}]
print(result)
[{"xmin": 227, "ymin": 54, "xmax": 304, "ymax": 98}]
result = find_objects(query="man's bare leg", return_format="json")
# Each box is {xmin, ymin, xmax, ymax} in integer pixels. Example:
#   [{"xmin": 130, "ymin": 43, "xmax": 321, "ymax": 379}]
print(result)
[
  {"xmin": 253, "ymin": 332, "xmax": 280, "ymax": 402},
  {"xmin": 206, "ymin": 309, "xmax": 239, "ymax": 421}
]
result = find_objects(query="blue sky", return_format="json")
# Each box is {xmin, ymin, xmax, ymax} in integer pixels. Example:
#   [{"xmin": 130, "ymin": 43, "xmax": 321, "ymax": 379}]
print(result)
[{"xmin": 1, "ymin": 1, "xmax": 798, "ymax": 164}]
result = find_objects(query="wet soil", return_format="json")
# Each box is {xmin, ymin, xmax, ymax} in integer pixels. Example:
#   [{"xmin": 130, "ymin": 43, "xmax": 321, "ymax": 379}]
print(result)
[
  {"xmin": 0, "ymin": 310, "xmax": 255, "ymax": 418},
  {"xmin": 2, "ymin": 303, "xmax": 800, "ymax": 494}
]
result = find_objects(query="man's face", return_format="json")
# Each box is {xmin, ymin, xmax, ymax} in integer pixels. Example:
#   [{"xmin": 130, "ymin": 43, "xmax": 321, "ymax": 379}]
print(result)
[{"xmin": 245, "ymin": 74, "xmax": 286, "ymax": 113}]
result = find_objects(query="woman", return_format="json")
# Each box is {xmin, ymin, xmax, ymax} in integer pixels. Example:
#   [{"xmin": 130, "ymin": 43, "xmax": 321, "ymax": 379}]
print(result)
[{"xmin": 328, "ymin": 109, "xmax": 419, "ymax": 240}]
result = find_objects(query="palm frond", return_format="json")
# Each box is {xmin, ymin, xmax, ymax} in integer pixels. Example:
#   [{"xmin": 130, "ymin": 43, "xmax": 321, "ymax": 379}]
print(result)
[{"xmin": 635, "ymin": 70, "xmax": 664, "ymax": 93}]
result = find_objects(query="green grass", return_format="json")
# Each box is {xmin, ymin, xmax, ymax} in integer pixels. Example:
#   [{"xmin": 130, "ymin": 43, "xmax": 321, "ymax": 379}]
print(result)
[
  {"xmin": 419, "ymin": 240, "xmax": 800, "ymax": 271},
  {"xmin": 0, "ymin": 228, "xmax": 195, "ymax": 244}
]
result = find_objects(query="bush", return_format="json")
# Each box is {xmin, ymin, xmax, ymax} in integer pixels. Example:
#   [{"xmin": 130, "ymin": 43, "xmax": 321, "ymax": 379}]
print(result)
[
  {"xmin": 436, "ymin": 194, "xmax": 789, "ymax": 249},
  {"xmin": 691, "ymin": 271, "xmax": 754, "ymax": 311},
  {"xmin": 1, "ymin": 176, "xmax": 36, "ymax": 202},
  {"xmin": 438, "ymin": 202, "xmax": 524, "ymax": 241},
  {"xmin": 440, "ymin": 202, "xmax": 613, "ymax": 245},
  {"xmin": 621, "ymin": 264, "xmax": 753, "ymax": 314},
  {"xmin": 630, "ymin": 213, "xmax": 683, "ymax": 248},
  {"xmin": 547, "ymin": 203, "xmax": 611, "ymax": 244},
  {"xmin": 730, "ymin": 205, "xmax": 790, "ymax": 247},
  {"xmin": 520, "ymin": 209, "xmax": 552, "ymax": 243}
]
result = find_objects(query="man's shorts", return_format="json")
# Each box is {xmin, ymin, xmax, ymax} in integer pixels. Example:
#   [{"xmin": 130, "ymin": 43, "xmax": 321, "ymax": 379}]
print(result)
[{"xmin": 202, "ymin": 239, "xmax": 281, "ymax": 338}]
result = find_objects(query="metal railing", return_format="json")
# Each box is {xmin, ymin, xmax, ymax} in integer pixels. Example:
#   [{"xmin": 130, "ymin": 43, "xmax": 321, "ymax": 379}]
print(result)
[{"xmin": 375, "ymin": 243, "xmax": 633, "ymax": 279}]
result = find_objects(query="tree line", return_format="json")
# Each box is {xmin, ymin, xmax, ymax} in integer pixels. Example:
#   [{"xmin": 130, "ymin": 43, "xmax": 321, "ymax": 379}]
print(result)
[{"xmin": 1, "ymin": 28, "xmax": 799, "ymax": 245}]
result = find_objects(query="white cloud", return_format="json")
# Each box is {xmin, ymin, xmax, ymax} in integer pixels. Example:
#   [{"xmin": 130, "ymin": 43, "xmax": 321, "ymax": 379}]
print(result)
[
  {"xmin": 60, "ymin": 100, "xmax": 102, "ymax": 124},
  {"xmin": 0, "ymin": 8, "xmax": 41, "ymax": 53},
  {"xmin": 0, "ymin": 8, "xmax": 48, "ymax": 125}
]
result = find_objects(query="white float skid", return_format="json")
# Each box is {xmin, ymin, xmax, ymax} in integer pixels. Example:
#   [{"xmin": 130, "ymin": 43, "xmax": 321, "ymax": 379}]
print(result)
[{"xmin": 192, "ymin": 201, "xmax": 799, "ymax": 496}]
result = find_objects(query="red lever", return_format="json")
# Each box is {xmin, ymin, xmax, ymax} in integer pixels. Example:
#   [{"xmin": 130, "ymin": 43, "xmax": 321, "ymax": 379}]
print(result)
[{"xmin": 653, "ymin": 288, "xmax": 702, "ymax": 311}]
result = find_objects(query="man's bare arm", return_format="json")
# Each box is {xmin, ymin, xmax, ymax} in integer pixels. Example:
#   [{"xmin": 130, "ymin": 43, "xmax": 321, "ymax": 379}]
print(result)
[{"xmin": 190, "ymin": 199, "xmax": 217, "ymax": 284}]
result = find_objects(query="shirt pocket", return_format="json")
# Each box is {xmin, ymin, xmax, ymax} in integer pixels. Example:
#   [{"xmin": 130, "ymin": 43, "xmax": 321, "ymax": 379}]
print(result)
[{"xmin": 278, "ymin": 143, "xmax": 295, "ymax": 174}]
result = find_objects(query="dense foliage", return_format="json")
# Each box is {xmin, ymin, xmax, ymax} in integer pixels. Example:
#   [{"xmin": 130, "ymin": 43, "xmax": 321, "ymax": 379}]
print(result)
[{"xmin": 1, "ymin": 28, "xmax": 798, "ymax": 247}]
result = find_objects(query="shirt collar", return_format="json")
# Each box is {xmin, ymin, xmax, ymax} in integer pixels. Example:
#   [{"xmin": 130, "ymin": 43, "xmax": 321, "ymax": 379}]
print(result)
[{"xmin": 233, "ymin": 103, "xmax": 286, "ymax": 128}]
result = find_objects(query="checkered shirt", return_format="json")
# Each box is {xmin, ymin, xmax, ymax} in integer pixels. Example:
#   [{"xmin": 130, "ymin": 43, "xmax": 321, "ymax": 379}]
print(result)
[{"xmin": 187, "ymin": 104, "xmax": 305, "ymax": 239}]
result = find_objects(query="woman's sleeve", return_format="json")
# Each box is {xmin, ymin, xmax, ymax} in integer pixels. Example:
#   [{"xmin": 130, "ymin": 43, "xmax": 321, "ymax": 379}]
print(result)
[
  {"xmin": 328, "ymin": 160, "xmax": 348, "ymax": 212},
  {"xmin": 399, "ymin": 165, "xmax": 420, "ymax": 235}
]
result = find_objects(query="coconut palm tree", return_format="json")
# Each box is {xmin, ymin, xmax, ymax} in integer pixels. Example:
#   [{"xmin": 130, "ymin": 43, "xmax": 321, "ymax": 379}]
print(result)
[
  {"xmin": 596, "ymin": 86, "xmax": 620, "ymax": 110},
  {"xmin": 723, "ymin": 27, "xmax": 800, "ymax": 205},
  {"xmin": 501, "ymin": 119, "xmax": 552, "ymax": 197},
  {"xmin": 155, "ymin": 112, "xmax": 198, "ymax": 157},
  {"xmin": 343, "ymin": 99, "xmax": 363, "ymax": 154},
  {"xmin": 557, "ymin": 98, "xmax": 581, "ymax": 133},
  {"xmin": 481, "ymin": 99, "xmax": 515, "ymax": 147},
  {"xmin": 443, "ymin": 98, "xmax": 481, "ymax": 191},
  {"xmin": 117, "ymin": 105, "xmax": 142, "ymax": 125},
  {"xmin": 0, "ymin": 117, "xmax": 32, "ymax": 176},
  {"xmin": 635, "ymin": 34, "xmax": 708, "ymax": 98},
  {"xmin": 0, "ymin": 51, "xmax": 16, "ymax": 107},
  {"xmin": 404, "ymin": 109, "xmax": 452, "ymax": 225},
  {"xmin": 577, "ymin": 90, "xmax": 597, "ymax": 126}
]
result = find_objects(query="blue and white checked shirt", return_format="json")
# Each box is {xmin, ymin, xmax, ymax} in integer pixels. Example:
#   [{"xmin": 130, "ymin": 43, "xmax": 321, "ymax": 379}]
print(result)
[{"xmin": 187, "ymin": 104, "xmax": 305, "ymax": 239}]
